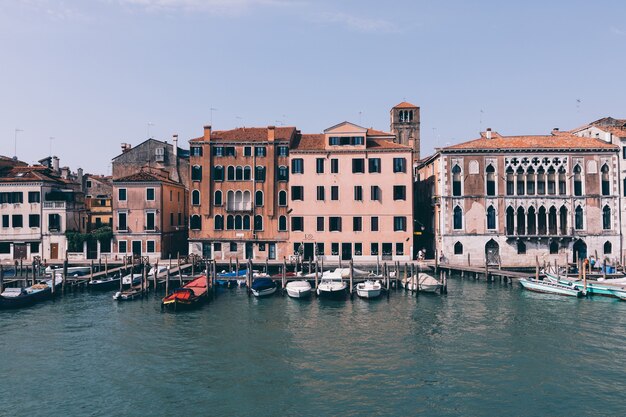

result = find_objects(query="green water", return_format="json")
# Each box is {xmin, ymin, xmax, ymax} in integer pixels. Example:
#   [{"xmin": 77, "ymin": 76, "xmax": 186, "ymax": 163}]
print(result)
[{"xmin": 1, "ymin": 277, "xmax": 625, "ymax": 416}]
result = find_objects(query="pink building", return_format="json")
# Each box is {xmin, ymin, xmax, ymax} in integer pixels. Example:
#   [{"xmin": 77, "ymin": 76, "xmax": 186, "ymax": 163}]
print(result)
[{"xmin": 288, "ymin": 122, "xmax": 413, "ymax": 262}]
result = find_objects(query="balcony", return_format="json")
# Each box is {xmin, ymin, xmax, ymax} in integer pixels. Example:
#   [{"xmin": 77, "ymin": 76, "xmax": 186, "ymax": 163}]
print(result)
[
  {"xmin": 225, "ymin": 203, "xmax": 252, "ymax": 213},
  {"xmin": 43, "ymin": 201, "xmax": 66, "ymax": 209}
]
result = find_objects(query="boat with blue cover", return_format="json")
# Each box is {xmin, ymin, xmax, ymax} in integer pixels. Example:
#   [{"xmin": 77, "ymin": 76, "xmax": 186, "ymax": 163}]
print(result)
[{"xmin": 251, "ymin": 277, "xmax": 277, "ymax": 297}]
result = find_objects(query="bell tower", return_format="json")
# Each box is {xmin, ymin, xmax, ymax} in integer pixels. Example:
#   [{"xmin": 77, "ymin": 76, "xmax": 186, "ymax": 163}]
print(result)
[{"xmin": 390, "ymin": 101, "xmax": 420, "ymax": 161}]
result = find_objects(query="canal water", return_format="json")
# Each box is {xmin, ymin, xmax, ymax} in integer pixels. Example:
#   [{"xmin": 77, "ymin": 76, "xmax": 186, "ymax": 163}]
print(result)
[{"xmin": 1, "ymin": 276, "xmax": 626, "ymax": 417}]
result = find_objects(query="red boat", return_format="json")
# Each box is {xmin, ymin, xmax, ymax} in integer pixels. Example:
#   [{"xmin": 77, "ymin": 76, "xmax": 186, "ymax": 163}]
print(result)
[{"xmin": 161, "ymin": 275, "xmax": 209, "ymax": 310}]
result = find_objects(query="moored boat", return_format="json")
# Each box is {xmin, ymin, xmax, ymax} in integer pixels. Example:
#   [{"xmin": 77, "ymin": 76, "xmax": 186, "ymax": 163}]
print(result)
[
  {"xmin": 251, "ymin": 278, "xmax": 277, "ymax": 297},
  {"xmin": 161, "ymin": 275, "xmax": 209, "ymax": 310},
  {"xmin": 355, "ymin": 280, "xmax": 382, "ymax": 299},
  {"xmin": 0, "ymin": 279, "xmax": 56, "ymax": 309},
  {"xmin": 402, "ymin": 272, "xmax": 442, "ymax": 293},
  {"xmin": 45, "ymin": 266, "xmax": 91, "ymax": 278},
  {"xmin": 609, "ymin": 288, "xmax": 626, "ymax": 300},
  {"xmin": 88, "ymin": 275, "xmax": 121, "ymax": 291},
  {"xmin": 113, "ymin": 286, "xmax": 142, "ymax": 301},
  {"xmin": 519, "ymin": 278, "xmax": 582, "ymax": 297},
  {"xmin": 286, "ymin": 280, "xmax": 312, "ymax": 298},
  {"xmin": 544, "ymin": 272, "xmax": 623, "ymax": 298},
  {"xmin": 316, "ymin": 274, "xmax": 347, "ymax": 299}
]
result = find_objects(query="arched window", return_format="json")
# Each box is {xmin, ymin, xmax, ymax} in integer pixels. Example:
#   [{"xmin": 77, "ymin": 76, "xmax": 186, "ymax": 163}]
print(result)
[
  {"xmin": 537, "ymin": 166, "xmax": 546, "ymax": 195},
  {"xmin": 226, "ymin": 215, "xmax": 234, "ymax": 230},
  {"xmin": 558, "ymin": 166, "xmax": 566, "ymax": 195},
  {"xmin": 255, "ymin": 166, "xmax": 266, "ymax": 182},
  {"xmin": 516, "ymin": 167, "xmax": 525, "ymax": 196},
  {"xmin": 190, "ymin": 189, "xmax": 200, "ymax": 206},
  {"xmin": 227, "ymin": 190, "xmax": 235, "ymax": 210},
  {"xmin": 487, "ymin": 205, "xmax": 496, "ymax": 230},
  {"xmin": 575, "ymin": 205, "xmax": 584, "ymax": 230},
  {"xmin": 550, "ymin": 240, "xmax": 559, "ymax": 254},
  {"xmin": 235, "ymin": 190, "xmax": 243, "ymax": 211},
  {"xmin": 190, "ymin": 215, "xmax": 201, "ymax": 230},
  {"xmin": 277, "ymin": 166, "xmax": 289, "ymax": 181},
  {"xmin": 526, "ymin": 167, "xmax": 535, "ymax": 195},
  {"xmin": 604, "ymin": 241, "xmax": 612, "ymax": 254},
  {"xmin": 235, "ymin": 166, "xmax": 243, "ymax": 181},
  {"xmin": 214, "ymin": 215, "xmax": 224, "ymax": 230},
  {"xmin": 517, "ymin": 207, "xmax": 525, "ymax": 235},
  {"xmin": 243, "ymin": 166, "xmax": 251, "ymax": 181},
  {"xmin": 278, "ymin": 215, "xmax": 287, "ymax": 231},
  {"xmin": 214, "ymin": 190, "xmax": 222, "ymax": 206},
  {"xmin": 547, "ymin": 167, "xmax": 556, "ymax": 195},
  {"xmin": 452, "ymin": 165, "xmax": 462, "ymax": 196},
  {"xmin": 254, "ymin": 215, "xmax": 263, "ymax": 231},
  {"xmin": 227, "ymin": 166, "xmax": 235, "ymax": 181},
  {"xmin": 454, "ymin": 241, "xmax": 463, "ymax": 255},
  {"xmin": 601, "ymin": 164, "xmax": 610, "ymax": 196},
  {"xmin": 559, "ymin": 206, "xmax": 568, "ymax": 235},
  {"xmin": 278, "ymin": 190, "xmax": 287, "ymax": 206},
  {"xmin": 453, "ymin": 206, "xmax": 462, "ymax": 230},
  {"xmin": 517, "ymin": 241, "xmax": 526, "ymax": 254},
  {"xmin": 506, "ymin": 167, "xmax": 514, "ymax": 196},
  {"xmin": 603, "ymin": 205, "xmax": 611, "ymax": 230},
  {"xmin": 486, "ymin": 165, "xmax": 496, "ymax": 196},
  {"xmin": 506, "ymin": 206, "xmax": 515, "ymax": 235},
  {"xmin": 538, "ymin": 206, "xmax": 547, "ymax": 235},
  {"xmin": 548, "ymin": 206, "xmax": 557, "ymax": 235},
  {"xmin": 191, "ymin": 165, "xmax": 202, "ymax": 181},
  {"xmin": 243, "ymin": 215, "xmax": 250, "ymax": 230},
  {"xmin": 255, "ymin": 190, "xmax": 264, "ymax": 207},
  {"xmin": 573, "ymin": 165, "xmax": 582, "ymax": 196},
  {"xmin": 214, "ymin": 165, "xmax": 224, "ymax": 181},
  {"xmin": 243, "ymin": 190, "xmax": 251, "ymax": 210},
  {"xmin": 527, "ymin": 206, "xmax": 536, "ymax": 235},
  {"xmin": 235, "ymin": 215, "xmax": 243, "ymax": 230}
]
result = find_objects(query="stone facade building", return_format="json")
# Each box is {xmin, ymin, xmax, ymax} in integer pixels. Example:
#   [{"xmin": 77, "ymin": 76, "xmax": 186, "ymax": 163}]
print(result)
[
  {"xmin": 417, "ymin": 129, "xmax": 620, "ymax": 267},
  {"xmin": 390, "ymin": 101, "xmax": 420, "ymax": 162}
]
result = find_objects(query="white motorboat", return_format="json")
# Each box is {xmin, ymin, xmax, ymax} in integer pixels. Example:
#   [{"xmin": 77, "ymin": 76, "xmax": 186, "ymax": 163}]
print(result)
[
  {"xmin": 316, "ymin": 273, "xmax": 347, "ymax": 299},
  {"xmin": 519, "ymin": 278, "xmax": 582, "ymax": 297},
  {"xmin": 355, "ymin": 280, "xmax": 382, "ymax": 299},
  {"xmin": 402, "ymin": 273, "xmax": 442, "ymax": 293},
  {"xmin": 45, "ymin": 266, "xmax": 91, "ymax": 278},
  {"xmin": 286, "ymin": 280, "xmax": 312, "ymax": 298}
]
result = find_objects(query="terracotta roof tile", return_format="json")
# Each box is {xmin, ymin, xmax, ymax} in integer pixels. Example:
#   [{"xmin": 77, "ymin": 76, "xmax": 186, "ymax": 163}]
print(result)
[
  {"xmin": 366, "ymin": 139, "xmax": 412, "ymax": 150},
  {"xmin": 366, "ymin": 128, "xmax": 394, "ymax": 136},
  {"xmin": 443, "ymin": 130, "xmax": 617, "ymax": 152},
  {"xmin": 290, "ymin": 134, "xmax": 324, "ymax": 150},
  {"xmin": 393, "ymin": 101, "xmax": 418, "ymax": 109},
  {"xmin": 0, "ymin": 165, "xmax": 68, "ymax": 184},
  {"xmin": 192, "ymin": 126, "xmax": 296, "ymax": 143},
  {"xmin": 113, "ymin": 171, "xmax": 181, "ymax": 185}
]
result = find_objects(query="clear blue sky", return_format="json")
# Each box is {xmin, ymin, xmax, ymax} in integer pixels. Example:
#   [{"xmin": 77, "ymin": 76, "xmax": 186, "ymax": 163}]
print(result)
[{"xmin": 1, "ymin": 0, "xmax": 625, "ymax": 174}]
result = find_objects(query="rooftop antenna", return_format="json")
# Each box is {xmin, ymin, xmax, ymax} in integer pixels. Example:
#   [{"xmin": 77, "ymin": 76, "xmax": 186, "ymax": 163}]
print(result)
[
  {"xmin": 14, "ymin": 128, "xmax": 23, "ymax": 158},
  {"xmin": 49, "ymin": 137, "xmax": 55, "ymax": 157},
  {"xmin": 147, "ymin": 122, "xmax": 154, "ymax": 139},
  {"xmin": 576, "ymin": 98, "xmax": 581, "ymax": 113},
  {"xmin": 210, "ymin": 107, "xmax": 218, "ymax": 125},
  {"xmin": 479, "ymin": 109, "xmax": 484, "ymax": 131},
  {"xmin": 358, "ymin": 111, "xmax": 362, "ymax": 125}
]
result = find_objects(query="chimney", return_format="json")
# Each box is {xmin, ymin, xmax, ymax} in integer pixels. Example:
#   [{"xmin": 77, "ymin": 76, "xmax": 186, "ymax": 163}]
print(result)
[
  {"xmin": 77, "ymin": 168, "xmax": 83, "ymax": 185},
  {"xmin": 486, "ymin": 128, "xmax": 492, "ymax": 140},
  {"xmin": 173, "ymin": 134, "xmax": 178, "ymax": 157},
  {"xmin": 60, "ymin": 167, "xmax": 69, "ymax": 179},
  {"xmin": 52, "ymin": 156, "xmax": 60, "ymax": 173},
  {"xmin": 203, "ymin": 125, "xmax": 212, "ymax": 141},
  {"xmin": 121, "ymin": 143, "xmax": 132, "ymax": 153},
  {"xmin": 268, "ymin": 125, "xmax": 275, "ymax": 142}
]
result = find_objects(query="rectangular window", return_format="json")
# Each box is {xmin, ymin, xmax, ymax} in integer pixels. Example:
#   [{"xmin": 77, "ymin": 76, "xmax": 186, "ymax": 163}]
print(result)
[
  {"xmin": 371, "ymin": 216, "xmax": 379, "ymax": 231},
  {"xmin": 329, "ymin": 136, "xmax": 340, "ymax": 146},
  {"xmin": 146, "ymin": 188, "xmax": 155, "ymax": 201},
  {"xmin": 317, "ymin": 216, "xmax": 324, "ymax": 232},
  {"xmin": 294, "ymin": 242, "xmax": 302, "ymax": 255},
  {"xmin": 353, "ymin": 216, "xmax": 362, "ymax": 232},
  {"xmin": 86, "ymin": 180, "xmax": 92, "ymax": 188},
  {"xmin": 224, "ymin": 147, "xmax": 236, "ymax": 156},
  {"xmin": 30, "ymin": 242, "xmax": 40, "ymax": 253},
  {"xmin": 118, "ymin": 240, "xmax": 127, "ymax": 253},
  {"xmin": 118, "ymin": 188, "xmax": 127, "ymax": 201},
  {"xmin": 329, "ymin": 216, "xmax": 342, "ymax": 232},
  {"xmin": 12, "ymin": 215, "xmax": 23, "ymax": 228},
  {"xmin": 331, "ymin": 159, "xmax": 339, "ymax": 174},
  {"xmin": 178, "ymin": 213, "xmax": 182, "ymax": 226},
  {"xmin": 118, "ymin": 212, "xmax": 127, "ymax": 230},
  {"xmin": 292, "ymin": 158, "xmax": 304, "ymax": 174},
  {"xmin": 331, "ymin": 242, "xmax": 339, "ymax": 255},
  {"xmin": 29, "ymin": 214, "xmax": 40, "ymax": 228},
  {"xmin": 0, "ymin": 192, "xmax": 23, "ymax": 204},
  {"xmin": 277, "ymin": 146, "xmax": 289, "ymax": 157},
  {"xmin": 146, "ymin": 212, "xmax": 155, "ymax": 231},
  {"xmin": 316, "ymin": 186, "xmax": 325, "ymax": 201},
  {"xmin": 214, "ymin": 242, "xmax": 222, "ymax": 252},
  {"xmin": 291, "ymin": 217, "xmax": 304, "ymax": 231},
  {"xmin": 352, "ymin": 158, "xmax": 365, "ymax": 173},
  {"xmin": 354, "ymin": 186, "xmax": 363, "ymax": 201},
  {"xmin": 170, "ymin": 213, "xmax": 174, "ymax": 226},
  {"xmin": 623, "ymin": 147, "xmax": 626, "ymax": 159},
  {"xmin": 396, "ymin": 242, "xmax": 404, "ymax": 255},
  {"xmin": 394, "ymin": 216, "xmax": 406, "ymax": 231},
  {"xmin": 331, "ymin": 186, "xmax": 339, "ymax": 201},
  {"xmin": 191, "ymin": 146, "xmax": 203, "ymax": 157},
  {"xmin": 147, "ymin": 241, "xmax": 155, "ymax": 253},
  {"xmin": 393, "ymin": 185, "xmax": 406, "ymax": 200},
  {"xmin": 393, "ymin": 158, "xmax": 406, "ymax": 173},
  {"xmin": 316, "ymin": 243, "xmax": 325, "ymax": 256},
  {"xmin": 213, "ymin": 146, "xmax": 224, "ymax": 157},
  {"xmin": 368, "ymin": 158, "xmax": 381, "ymax": 173},
  {"xmin": 255, "ymin": 146, "xmax": 267, "ymax": 157},
  {"xmin": 316, "ymin": 158, "xmax": 325, "ymax": 174},
  {"xmin": 243, "ymin": 146, "xmax": 252, "ymax": 157},
  {"xmin": 230, "ymin": 242, "xmax": 238, "ymax": 252},
  {"xmin": 277, "ymin": 166, "xmax": 289, "ymax": 181},
  {"xmin": 28, "ymin": 192, "xmax": 40, "ymax": 203},
  {"xmin": 291, "ymin": 186, "xmax": 304, "ymax": 201},
  {"xmin": 354, "ymin": 242, "xmax": 362, "ymax": 256},
  {"xmin": 371, "ymin": 243, "xmax": 379, "ymax": 256},
  {"xmin": 371, "ymin": 186, "xmax": 380, "ymax": 201},
  {"xmin": 2, "ymin": 215, "xmax": 9, "ymax": 228}
]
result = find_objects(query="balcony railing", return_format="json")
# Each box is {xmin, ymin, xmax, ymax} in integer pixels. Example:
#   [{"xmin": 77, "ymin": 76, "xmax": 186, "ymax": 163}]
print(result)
[
  {"xmin": 225, "ymin": 203, "xmax": 252, "ymax": 212},
  {"xmin": 43, "ymin": 201, "xmax": 66, "ymax": 209}
]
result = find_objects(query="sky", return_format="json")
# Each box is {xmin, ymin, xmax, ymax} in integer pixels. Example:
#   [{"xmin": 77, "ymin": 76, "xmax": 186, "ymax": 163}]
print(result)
[{"xmin": 1, "ymin": 0, "xmax": 625, "ymax": 174}]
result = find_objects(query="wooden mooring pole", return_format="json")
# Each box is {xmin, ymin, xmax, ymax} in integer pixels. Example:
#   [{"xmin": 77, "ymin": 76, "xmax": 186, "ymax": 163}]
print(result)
[
  {"xmin": 0, "ymin": 265, "xmax": 4, "ymax": 294},
  {"xmin": 315, "ymin": 260, "xmax": 319, "ymax": 295},
  {"xmin": 62, "ymin": 259, "xmax": 68, "ymax": 295},
  {"xmin": 282, "ymin": 258, "xmax": 287, "ymax": 295},
  {"xmin": 153, "ymin": 260, "xmax": 158, "ymax": 291},
  {"xmin": 165, "ymin": 264, "xmax": 170, "ymax": 295},
  {"xmin": 349, "ymin": 259, "xmax": 354, "ymax": 299},
  {"xmin": 90, "ymin": 260, "xmax": 94, "ymax": 284}
]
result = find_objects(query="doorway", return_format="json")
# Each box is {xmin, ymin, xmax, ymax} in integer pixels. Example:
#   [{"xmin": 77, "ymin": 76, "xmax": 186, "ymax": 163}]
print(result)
[
  {"xmin": 50, "ymin": 243, "xmax": 59, "ymax": 260},
  {"xmin": 245, "ymin": 242, "xmax": 253, "ymax": 260},
  {"xmin": 132, "ymin": 241, "xmax": 142, "ymax": 257},
  {"xmin": 304, "ymin": 243, "xmax": 314, "ymax": 261},
  {"xmin": 573, "ymin": 239, "xmax": 587, "ymax": 262},
  {"xmin": 341, "ymin": 243, "xmax": 352, "ymax": 261},
  {"xmin": 268, "ymin": 243, "xmax": 276, "ymax": 260},
  {"xmin": 485, "ymin": 239, "xmax": 500, "ymax": 266},
  {"xmin": 87, "ymin": 240, "xmax": 98, "ymax": 260},
  {"xmin": 13, "ymin": 243, "xmax": 27, "ymax": 260}
]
